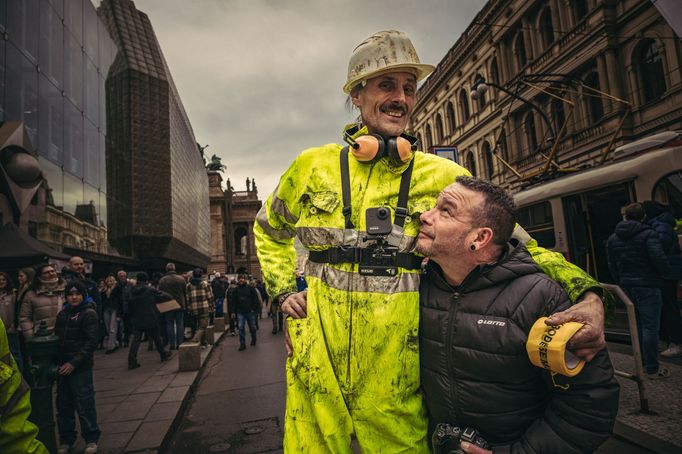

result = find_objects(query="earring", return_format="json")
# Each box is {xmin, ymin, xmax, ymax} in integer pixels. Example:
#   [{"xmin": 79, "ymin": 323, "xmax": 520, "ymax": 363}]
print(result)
[{"xmin": 470, "ymin": 244, "xmax": 476, "ymax": 251}]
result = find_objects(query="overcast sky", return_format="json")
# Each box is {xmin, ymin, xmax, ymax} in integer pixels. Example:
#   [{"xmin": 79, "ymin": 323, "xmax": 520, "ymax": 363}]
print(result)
[{"xmin": 127, "ymin": 0, "xmax": 483, "ymax": 198}]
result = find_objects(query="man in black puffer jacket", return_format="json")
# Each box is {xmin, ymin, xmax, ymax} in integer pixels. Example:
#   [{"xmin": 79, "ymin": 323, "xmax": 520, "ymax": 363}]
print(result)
[
  {"xmin": 54, "ymin": 281, "xmax": 101, "ymax": 453},
  {"xmin": 607, "ymin": 202, "xmax": 669, "ymax": 378},
  {"xmin": 418, "ymin": 177, "xmax": 619, "ymax": 453}
]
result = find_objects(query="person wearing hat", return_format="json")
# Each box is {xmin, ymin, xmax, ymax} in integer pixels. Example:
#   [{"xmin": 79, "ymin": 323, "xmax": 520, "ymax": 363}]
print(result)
[
  {"xmin": 54, "ymin": 281, "xmax": 101, "ymax": 454},
  {"xmin": 256, "ymin": 30, "xmax": 608, "ymax": 452}
]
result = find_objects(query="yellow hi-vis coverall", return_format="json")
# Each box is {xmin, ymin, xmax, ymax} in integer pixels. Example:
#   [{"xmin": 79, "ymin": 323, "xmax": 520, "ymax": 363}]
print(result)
[
  {"xmin": 254, "ymin": 127, "xmax": 602, "ymax": 453},
  {"xmin": 0, "ymin": 320, "xmax": 48, "ymax": 454}
]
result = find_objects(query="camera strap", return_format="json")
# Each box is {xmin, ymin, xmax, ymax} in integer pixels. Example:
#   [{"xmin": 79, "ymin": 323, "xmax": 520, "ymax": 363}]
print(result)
[{"xmin": 339, "ymin": 146, "xmax": 415, "ymax": 229}]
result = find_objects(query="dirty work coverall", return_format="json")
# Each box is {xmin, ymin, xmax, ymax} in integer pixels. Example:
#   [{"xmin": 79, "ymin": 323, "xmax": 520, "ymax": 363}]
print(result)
[
  {"xmin": 0, "ymin": 320, "xmax": 48, "ymax": 454},
  {"xmin": 254, "ymin": 126, "xmax": 602, "ymax": 453}
]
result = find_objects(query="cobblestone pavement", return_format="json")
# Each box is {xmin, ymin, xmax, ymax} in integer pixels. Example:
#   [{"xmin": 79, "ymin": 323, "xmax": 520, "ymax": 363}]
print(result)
[{"xmin": 607, "ymin": 342, "xmax": 682, "ymax": 454}]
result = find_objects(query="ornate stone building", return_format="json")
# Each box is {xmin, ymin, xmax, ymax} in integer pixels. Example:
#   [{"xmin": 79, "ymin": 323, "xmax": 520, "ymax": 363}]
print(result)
[
  {"xmin": 208, "ymin": 172, "xmax": 262, "ymax": 278},
  {"xmin": 411, "ymin": 0, "xmax": 682, "ymax": 191}
]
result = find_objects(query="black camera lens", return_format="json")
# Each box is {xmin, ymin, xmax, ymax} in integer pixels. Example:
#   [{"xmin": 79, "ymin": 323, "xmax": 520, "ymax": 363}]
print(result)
[{"xmin": 377, "ymin": 207, "xmax": 389, "ymax": 220}]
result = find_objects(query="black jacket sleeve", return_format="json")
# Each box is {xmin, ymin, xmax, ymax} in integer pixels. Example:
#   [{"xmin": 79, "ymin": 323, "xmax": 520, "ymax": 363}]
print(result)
[
  {"xmin": 494, "ymin": 283, "xmax": 620, "ymax": 454},
  {"xmin": 69, "ymin": 309, "xmax": 99, "ymax": 369}
]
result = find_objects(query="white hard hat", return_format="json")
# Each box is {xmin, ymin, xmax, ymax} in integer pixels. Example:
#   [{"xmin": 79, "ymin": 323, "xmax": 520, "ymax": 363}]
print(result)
[{"xmin": 343, "ymin": 30, "xmax": 435, "ymax": 94}]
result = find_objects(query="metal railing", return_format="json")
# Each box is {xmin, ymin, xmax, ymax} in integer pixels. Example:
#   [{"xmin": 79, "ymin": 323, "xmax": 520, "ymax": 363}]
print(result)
[{"xmin": 600, "ymin": 283, "xmax": 650, "ymax": 413}]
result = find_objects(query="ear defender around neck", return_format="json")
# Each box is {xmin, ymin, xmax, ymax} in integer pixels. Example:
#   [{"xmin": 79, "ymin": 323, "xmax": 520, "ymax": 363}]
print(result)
[{"xmin": 344, "ymin": 127, "xmax": 418, "ymax": 166}]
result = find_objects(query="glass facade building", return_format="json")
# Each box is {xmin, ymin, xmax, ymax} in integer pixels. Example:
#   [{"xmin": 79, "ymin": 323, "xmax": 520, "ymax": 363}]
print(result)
[{"xmin": 0, "ymin": 0, "xmax": 116, "ymax": 255}]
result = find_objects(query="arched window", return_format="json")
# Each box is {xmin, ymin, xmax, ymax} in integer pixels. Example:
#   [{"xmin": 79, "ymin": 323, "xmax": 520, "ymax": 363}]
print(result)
[
  {"xmin": 540, "ymin": 8, "xmax": 554, "ymax": 48},
  {"xmin": 524, "ymin": 112, "xmax": 538, "ymax": 154},
  {"xmin": 417, "ymin": 133, "xmax": 424, "ymax": 150},
  {"xmin": 551, "ymin": 98, "xmax": 566, "ymax": 134},
  {"xmin": 483, "ymin": 141, "xmax": 494, "ymax": 179},
  {"xmin": 459, "ymin": 88, "xmax": 470, "ymax": 123},
  {"xmin": 435, "ymin": 114, "xmax": 444, "ymax": 143},
  {"xmin": 490, "ymin": 57, "xmax": 499, "ymax": 86},
  {"xmin": 446, "ymin": 102, "xmax": 456, "ymax": 132},
  {"xmin": 466, "ymin": 151, "xmax": 477, "ymax": 177},
  {"xmin": 584, "ymin": 72, "xmax": 604, "ymax": 124},
  {"xmin": 514, "ymin": 32, "xmax": 527, "ymax": 71},
  {"xmin": 425, "ymin": 124, "xmax": 433, "ymax": 150},
  {"xmin": 573, "ymin": 0, "xmax": 588, "ymax": 22},
  {"xmin": 497, "ymin": 129, "xmax": 509, "ymax": 162},
  {"xmin": 473, "ymin": 72, "xmax": 486, "ymax": 109},
  {"xmin": 636, "ymin": 39, "xmax": 667, "ymax": 103},
  {"xmin": 235, "ymin": 226, "xmax": 247, "ymax": 256}
]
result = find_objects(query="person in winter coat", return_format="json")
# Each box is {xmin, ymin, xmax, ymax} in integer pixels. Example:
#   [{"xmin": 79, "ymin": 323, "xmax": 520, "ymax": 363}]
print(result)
[
  {"xmin": 54, "ymin": 281, "xmax": 101, "ymax": 454},
  {"xmin": 13, "ymin": 267, "xmax": 35, "ymax": 374},
  {"xmin": 417, "ymin": 177, "xmax": 619, "ymax": 453},
  {"xmin": 186, "ymin": 269, "xmax": 214, "ymax": 347},
  {"xmin": 61, "ymin": 257, "xmax": 103, "ymax": 345},
  {"xmin": 0, "ymin": 272, "xmax": 21, "ymax": 372},
  {"xmin": 126, "ymin": 273, "xmax": 173, "ymax": 369},
  {"xmin": 262, "ymin": 30, "xmax": 608, "ymax": 452},
  {"xmin": 643, "ymin": 200, "xmax": 682, "ymax": 358},
  {"xmin": 158, "ymin": 263, "xmax": 188, "ymax": 350},
  {"xmin": 229, "ymin": 274, "xmax": 260, "ymax": 351},
  {"xmin": 0, "ymin": 317, "xmax": 47, "ymax": 454},
  {"xmin": 19, "ymin": 263, "xmax": 65, "ymax": 338},
  {"xmin": 100, "ymin": 275, "xmax": 120, "ymax": 354},
  {"xmin": 112, "ymin": 271, "xmax": 132, "ymax": 347},
  {"xmin": 607, "ymin": 203, "xmax": 670, "ymax": 379}
]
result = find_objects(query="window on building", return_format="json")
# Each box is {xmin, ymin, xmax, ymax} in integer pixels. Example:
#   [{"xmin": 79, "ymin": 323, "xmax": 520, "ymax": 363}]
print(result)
[
  {"xmin": 417, "ymin": 133, "xmax": 424, "ymax": 150},
  {"xmin": 636, "ymin": 39, "xmax": 667, "ymax": 104},
  {"xmin": 490, "ymin": 57, "xmax": 500, "ymax": 86},
  {"xmin": 474, "ymin": 73, "xmax": 486, "ymax": 109},
  {"xmin": 483, "ymin": 141, "xmax": 494, "ymax": 179},
  {"xmin": 447, "ymin": 102, "xmax": 456, "ymax": 133},
  {"xmin": 28, "ymin": 221, "xmax": 38, "ymax": 239},
  {"xmin": 584, "ymin": 71, "xmax": 604, "ymax": 124},
  {"xmin": 459, "ymin": 88, "xmax": 470, "ymax": 123},
  {"xmin": 425, "ymin": 124, "xmax": 433, "ymax": 150},
  {"xmin": 514, "ymin": 32, "xmax": 527, "ymax": 71},
  {"xmin": 466, "ymin": 151, "xmax": 477, "ymax": 177},
  {"xmin": 497, "ymin": 128, "xmax": 509, "ymax": 162},
  {"xmin": 540, "ymin": 7, "xmax": 554, "ymax": 48},
  {"xmin": 551, "ymin": 98, "xmax": 566, "ymax": 134},
  {"xmin": 573, "ymin": 0, "xmax": 589, "ymax": 23},
  {"xmin": 435, "ymin": 114, "xmax": 444, "ymax": 143},
  {"xmin": 235, "ymin": 226, "xmax": 247, "ymax": 256},
  {"xmin": 524, "ymin": 112, "xmax": 538, "ymax": 154},
  {"xmin": 653, "ymin": 171, "xmax": 682, "ymax": 219}
]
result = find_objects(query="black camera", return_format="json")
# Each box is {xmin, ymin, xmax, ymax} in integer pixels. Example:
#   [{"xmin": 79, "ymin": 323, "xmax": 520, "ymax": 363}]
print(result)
[
  {"xmin": 365, "ymin": 206, "xmax": 392, "ymax": 237},
  {"xmin": 431, "ymin": 424, "xmax": 489, "ymax": 454}
]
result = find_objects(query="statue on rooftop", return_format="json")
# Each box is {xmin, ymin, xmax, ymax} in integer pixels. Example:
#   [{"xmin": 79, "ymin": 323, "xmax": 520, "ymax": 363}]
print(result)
[{"xmin": 206, "ymin": 154, "xmax": 226, "ymax": 172}]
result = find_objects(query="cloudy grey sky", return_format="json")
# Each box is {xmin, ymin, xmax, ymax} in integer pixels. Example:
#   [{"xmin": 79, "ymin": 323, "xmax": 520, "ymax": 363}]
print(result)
[{"xmin": 129, "ymin": 0, "xmax": 483, "ymax": 198}]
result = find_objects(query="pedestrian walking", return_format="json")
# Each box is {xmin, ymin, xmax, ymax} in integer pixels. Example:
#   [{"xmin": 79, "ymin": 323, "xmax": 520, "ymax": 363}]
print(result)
[
  {"xmin": 127, "ymin": 273, "xmax": 173, "ymax": 370},
  {"xmin": 55, "ymin": 281, "xmax": 101, "ymax": 454},
  {"xmin": 158, "ymin": 263, "xmax": 187, "ymax": 350},
  {"xmin": 607, "ymin": 202, "xmax": 671, "ymax": 378},
  {"xmin": 100, "ymin": 275, "xmax": 120, "ymax": 354},
  {"xmin": 113, "ymin": 271, "xmax": 133, "ymax": 347},
  {"xmin": 229, "ymin": 274, "xmax": 259, "ymax": 351},
  {"xmin": 0, "ymin": 271, "xmax": 22, "ymax": 372},
  {"xmin": 186, "ymin": 269, "xmax": 214, "ymax": 347},
  {"xmin": 225, "ymin": 279, "xmax": 237, "ymax": 336},
  {"xmin": 13, "ymin": 267, "xmax": 35, "ymax": 374}
]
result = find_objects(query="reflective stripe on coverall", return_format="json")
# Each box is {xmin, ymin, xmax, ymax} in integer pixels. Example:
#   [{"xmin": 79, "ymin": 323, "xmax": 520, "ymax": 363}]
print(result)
[
  {"xmin": 0, "ymin": 320, "xmax": 48, "ymax": 454},
  {"xmin": 254, "ymin": 127, "xmax": 603, "ymax": 453}
]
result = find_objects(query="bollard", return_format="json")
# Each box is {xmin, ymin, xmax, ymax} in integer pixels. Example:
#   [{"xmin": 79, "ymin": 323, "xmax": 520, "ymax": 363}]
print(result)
[
  {"xmin": 213, "ymin": 316, "xmax": 226, "ymax": 333},
  {"xmin": 205, "ymin": 325, "xmax": 215, "ymax": 345},
  {"xmin": 178, "ymin": 342, "xmax": 201, "ymax": 371},
  {"xmin": 26, "ymin": 321, "xmax": 59, "ymax": 453}
]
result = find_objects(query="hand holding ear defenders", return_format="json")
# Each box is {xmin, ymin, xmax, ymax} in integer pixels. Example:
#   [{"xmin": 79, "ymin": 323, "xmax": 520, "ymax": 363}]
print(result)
[{"xmin": 344, "ymin": 126, "xmax": 418, "ymax": 166}]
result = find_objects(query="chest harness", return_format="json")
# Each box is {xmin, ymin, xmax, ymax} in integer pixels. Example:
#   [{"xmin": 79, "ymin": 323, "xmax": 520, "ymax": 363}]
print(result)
[{"xmin": 308, "ymin": 147, "xmax": 423, "ymax": 276}]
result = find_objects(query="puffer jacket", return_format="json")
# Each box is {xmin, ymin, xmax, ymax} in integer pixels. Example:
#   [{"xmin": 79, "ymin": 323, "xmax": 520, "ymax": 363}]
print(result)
[
  {"xmin": 0, "ymin": 319, "xmax": 48, "ymax": 454},
  {"xmin": 19, "ymin": 283, "xmax": 66, "ymax": 338},
  {"xmin": 647, "ymin": 211, "xmax": 682, "ymax": 280},
  {"xmin": 54, "ymin": 301, "xmax": 99, "ymax": 370},
  {"xmin": 606, "ymin": 220, "xmax": 669, "ymax": 287},
  {"xmin": 230, "ymin": 284, "xmax": 260, "ymax": 314},
  {"xmin": 420, "ymin": 243, "xmax": 620, "ymax": 453}
]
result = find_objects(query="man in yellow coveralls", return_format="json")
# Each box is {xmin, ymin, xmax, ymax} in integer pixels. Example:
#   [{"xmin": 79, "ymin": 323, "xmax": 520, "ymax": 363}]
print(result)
[{"xmin": 255, "ymin": 30, "xmax": 607, "ymax": 453}]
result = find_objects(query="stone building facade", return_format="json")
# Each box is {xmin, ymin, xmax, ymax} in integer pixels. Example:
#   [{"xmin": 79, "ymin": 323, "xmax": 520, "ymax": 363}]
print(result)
[
  {"xmin": 411, "ymin": 0, "xmax": 682, "ymax": 192},
  {"xmin": 208, "ymin": 172, "xmax": 262, "ymax": 278},
  {"xmin": 98, "ymin": 0, "xmax": 210, "ymax": 270}
]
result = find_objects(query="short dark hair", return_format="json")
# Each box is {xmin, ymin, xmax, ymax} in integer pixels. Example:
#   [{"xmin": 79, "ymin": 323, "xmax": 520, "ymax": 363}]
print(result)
[
  {"xmin": 455, "ymin": 176, "xmax": 516, "ymax": 246},
  {"xmin": 623, "ymin": 202, "xmax": 646, "ymax": 222}
]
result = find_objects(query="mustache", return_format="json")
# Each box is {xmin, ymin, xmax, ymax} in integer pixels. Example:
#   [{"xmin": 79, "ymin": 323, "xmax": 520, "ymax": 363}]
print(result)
[{"xmin": 380, "ymin": 102, "xmax": 407, "ymax": 114}]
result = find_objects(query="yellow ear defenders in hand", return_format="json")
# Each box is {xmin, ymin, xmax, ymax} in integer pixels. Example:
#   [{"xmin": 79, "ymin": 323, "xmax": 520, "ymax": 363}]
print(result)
[{"xmin": 344, "ymin": 126, "xmax": 418, "ymax": 166}]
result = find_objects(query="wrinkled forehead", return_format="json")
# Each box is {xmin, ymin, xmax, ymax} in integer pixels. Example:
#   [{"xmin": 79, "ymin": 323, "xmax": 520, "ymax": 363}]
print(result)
[{"xmin": 439, "ymin": 183, "xmax": 484, "ymax": 210}]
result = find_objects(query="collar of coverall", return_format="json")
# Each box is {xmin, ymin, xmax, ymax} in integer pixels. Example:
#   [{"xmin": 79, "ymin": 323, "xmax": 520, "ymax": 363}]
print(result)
[{"xmin": 342, "ymin": 123, "xmax": 415, "ymax": 174}]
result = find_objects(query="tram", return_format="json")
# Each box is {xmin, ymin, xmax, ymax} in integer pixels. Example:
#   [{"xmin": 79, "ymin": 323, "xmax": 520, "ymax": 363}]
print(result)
[{"xmin": 513, "ymin": 131, "xmax": 682, "ymax": 340}]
